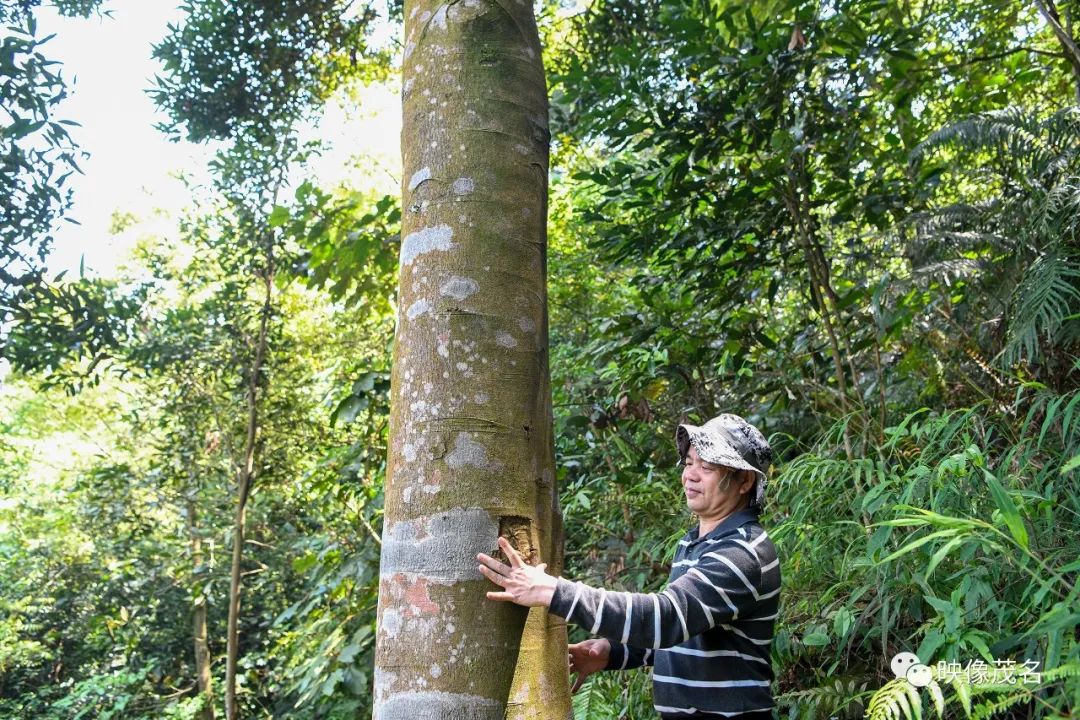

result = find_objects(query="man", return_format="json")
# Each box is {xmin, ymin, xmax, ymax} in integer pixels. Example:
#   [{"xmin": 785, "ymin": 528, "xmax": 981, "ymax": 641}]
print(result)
[{"xmin": 478, "ymin": 413, "xmax": 780, "ymax": 719}]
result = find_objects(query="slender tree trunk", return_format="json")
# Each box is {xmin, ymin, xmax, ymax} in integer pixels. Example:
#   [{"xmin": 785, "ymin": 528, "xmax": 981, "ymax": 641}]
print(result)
[
  {"xmin": 224, "ymin": 264, "xmax": 273, "ymax": 720},
  {"xmin": 373, "ymin": 0, "xmax": 571, "ymax": 716},
  {"xmin": 1032, "ymin": 0, "xmax": 1080, "ymax": 100},
  {"xmin": 781, "ymin": 172, "xmax": 856, "ymax": 461},
  {"xmin": 188, "ymin": 501, "xmax": 215, "ymax": 720}
]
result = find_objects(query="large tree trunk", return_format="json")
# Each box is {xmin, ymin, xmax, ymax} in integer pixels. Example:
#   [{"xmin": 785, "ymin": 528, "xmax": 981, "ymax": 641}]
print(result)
[
  {"xmin": 372, "ymin": 0, "xmax": 571, "ymax": 716},
  {"xmin": 187, "ymin": 501, "xmax": 215, "ymax": 720}
]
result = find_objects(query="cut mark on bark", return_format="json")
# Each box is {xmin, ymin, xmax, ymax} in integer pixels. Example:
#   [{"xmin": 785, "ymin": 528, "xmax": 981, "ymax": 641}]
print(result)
[{"xmin": 498, "ymin": 516, "xmax": 537, "ymax": 565}]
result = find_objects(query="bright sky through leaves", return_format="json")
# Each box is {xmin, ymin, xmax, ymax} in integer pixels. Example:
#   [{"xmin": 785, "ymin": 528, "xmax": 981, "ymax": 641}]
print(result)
[{"xmin": 38, "ymin": 0, "xmax": 401, "ymax": 280}]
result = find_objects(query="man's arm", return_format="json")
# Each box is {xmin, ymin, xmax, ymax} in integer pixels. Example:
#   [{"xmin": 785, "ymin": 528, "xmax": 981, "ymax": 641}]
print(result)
[
  {"xmin": 547, "ymin": 541, "xmax": 765, "ymax": 649},
  {"xmin": 568, "ymin": 639, "xmax": 654, "ymax": 693},
  {"xmin": 606, "ymin": 642, "xmax": 655, "ymax": 670},
  {"xmin": 478, "ymin": 536, "xmax": 768, "ymax": 650}
]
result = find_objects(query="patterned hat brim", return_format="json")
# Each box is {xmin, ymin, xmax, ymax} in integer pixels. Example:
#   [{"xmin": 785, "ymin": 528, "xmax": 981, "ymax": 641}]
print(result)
[{"xmin": 676, "ymin": 424, "xmax": 768, "ymax": 506}]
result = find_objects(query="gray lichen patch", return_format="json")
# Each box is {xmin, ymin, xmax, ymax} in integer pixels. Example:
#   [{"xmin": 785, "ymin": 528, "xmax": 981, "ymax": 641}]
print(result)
[
  {"xmin": 409, "ymin": 166, "xmax": 433, "ymax": 192},
  {"xmin": 375, "ymin": 690, "xmax": 503, "ymax": 720},
  {"xmin": 381, "ymin": 508, "xmax": 496, "ymax": 582},
  {"xmin": 440, "ymin": 276, "xmax": 479, "ymax": 301},
  {"xmin": 401, "ymin": 225, "xmax": 455, "ymax": 267},
  {"xmin": 431, "ymin": 4, "xmax": 448, "ymax": 29},
  {"xmin": 407, "ymin": 298, "xmax": 433, "ymax": 320},
  {"xmin": 446, "ymin": 433, "xmax": 503, "ymax": 471}
]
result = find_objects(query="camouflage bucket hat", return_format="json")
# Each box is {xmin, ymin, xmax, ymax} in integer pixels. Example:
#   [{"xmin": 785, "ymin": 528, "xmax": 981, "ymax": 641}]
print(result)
[{"xmin": 675, "ymin": 413, "xmax": 773, "ymax": 508}]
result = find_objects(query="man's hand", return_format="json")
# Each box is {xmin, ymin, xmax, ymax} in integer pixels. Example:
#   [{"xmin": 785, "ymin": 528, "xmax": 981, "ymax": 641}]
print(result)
[
  {"xmin": 568, "ymin": 638, "xmax": 610, "ymax": 692},
  {"xmin": 477, "ymin": 536, "xmax": 557, "ymax": 608}
]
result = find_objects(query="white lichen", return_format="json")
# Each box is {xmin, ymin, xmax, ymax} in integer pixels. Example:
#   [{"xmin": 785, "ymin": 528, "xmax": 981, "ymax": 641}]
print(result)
[
  {"xmin": 446, "ymin": 434, "xmax": 499, "ymax": 470},
  {"xmin": 408, "ymin": 167, "xmax": 432, "ymax": 192},
  {"xmin": 407, "ymin": 299, "xmax": 432, "ymax": 320},
  {"xmin": 452, "ymin": 177, "xmax": 475, "ymax": 195},
  {"xmin": 440, "ymin": 276, "xmax": 478, "ymax": 301},
  {"xmin": 432, "ymin": 4, "xmax": 448, "ymax": 29},
  {"xmin": 400, "ymin": 225, "xmax": 454, "ymax": 266}
]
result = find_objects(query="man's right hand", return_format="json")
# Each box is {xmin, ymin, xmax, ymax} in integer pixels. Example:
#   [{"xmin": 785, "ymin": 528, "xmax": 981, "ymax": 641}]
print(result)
[{"xmin": 568, "ymin": 638, "xmax": 610, "ymax": 693}]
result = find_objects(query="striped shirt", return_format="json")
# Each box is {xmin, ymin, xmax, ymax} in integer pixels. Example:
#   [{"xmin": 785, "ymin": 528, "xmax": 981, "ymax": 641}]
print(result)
[{"xmin": 549, "ymin": 508, "xmax": 780, "ymax": 718}]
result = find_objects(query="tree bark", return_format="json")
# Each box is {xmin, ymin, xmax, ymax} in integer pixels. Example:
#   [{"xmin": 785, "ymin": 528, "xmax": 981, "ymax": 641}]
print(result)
[
  {"xmin": 187, "ymin": 501, "xmax": 215, "ymax": 720},
  {"xmin": 224, "ymin": 262, "xmax": 273, "ymax": 720},
  {"xmin": 373, "ymin": 0, "xmax": 571, "ymax": 716},
  {"xmin": 1032, "ymin": 0, "xmax": 1080, "ymax": 100}
]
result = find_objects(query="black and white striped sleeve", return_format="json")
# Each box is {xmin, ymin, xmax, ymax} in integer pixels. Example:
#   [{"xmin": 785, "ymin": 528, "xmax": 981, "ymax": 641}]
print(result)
[
  {"xmin": 605, "ymin": 643, "xmax": 655, "ymax": 671},
  {"xmin": 549, "ymin": 542, "xmax": 765, "ymax": 650}
]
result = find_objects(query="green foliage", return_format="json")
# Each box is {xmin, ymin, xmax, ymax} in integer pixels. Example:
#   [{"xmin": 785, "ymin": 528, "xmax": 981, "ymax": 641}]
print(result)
[
  {"xmin": 4, "ymin": 276, "xmax": 149, "ymax": 390},
  {"xmin": 150, "ymin": 0, "xmax": 384, "ymax": 143},
  {"xmin": 571, "ymin": 667, "xmax": 655, "ymax": 720},
  {"xmin": 5, "ymin": 0, "xmax": 1080, "ymax": 716},
  {"xmin": 910, "ymin": 107, "xmax": 1080, "ymax": 373},
  {"xmin": 866, "ymin": 677, "xmax": 938, "ymax": 720},
  {"xmin": 777, "ymin": 678, "xmax": 870, "ymax": 720},
  {"xmin": 774, "ymin": 395, "xmax": 1080, "ymax": 718},
  {"xmin": 287, "ymin": 182, "xmax": 400, "ymax": 310},
  {"xmin": 0, "ymin": 10, "xmax": 85, "ymax": 310},
  {"xmin": 541, "ymin": 0, "xmax": 1080, "ymax": 717}
]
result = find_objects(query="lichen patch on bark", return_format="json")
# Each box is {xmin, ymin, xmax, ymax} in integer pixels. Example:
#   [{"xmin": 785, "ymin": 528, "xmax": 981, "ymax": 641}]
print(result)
[
  {"xmin": 409, "ymin": 166, "xmax": 433, "ymax": 191},
  {"xmin": 400, "ymin": 224, "xmax": 454, "ymax": 266},
  {"xmin": 440, "ymin": 276, "xmax": 479, "ymax": 300}
]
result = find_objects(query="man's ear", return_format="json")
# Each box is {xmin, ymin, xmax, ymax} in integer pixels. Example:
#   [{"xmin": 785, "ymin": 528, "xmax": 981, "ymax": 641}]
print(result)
[{"xmin": 740, "ymin": 470, "xmax": 757, "ymax": 495}]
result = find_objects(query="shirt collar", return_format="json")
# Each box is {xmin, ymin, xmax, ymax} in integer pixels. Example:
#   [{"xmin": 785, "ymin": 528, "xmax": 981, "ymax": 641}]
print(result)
[{"xmin": 687, "ymin": 507, "xmax": 760, "ymax": 543}]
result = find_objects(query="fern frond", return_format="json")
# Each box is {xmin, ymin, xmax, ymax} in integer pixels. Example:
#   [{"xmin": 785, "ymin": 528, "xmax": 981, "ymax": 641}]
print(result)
[
  {"xmin": 777, "ymin": 678, "xmax": 868, "ymax": 718},
  {"xmin": 1042, "ymin": 661, "xmax": 1080, "ymax": 681},
  {"xmin": 1002, "ymin": 252, "xmax": 1080, "ymax": 365},
  {"xmin": 867, "ymin": 679, "xmax": 924, "ymax": 720},
  {"xmin": 970, "ymin": 688, "xmax": 1033, "ymax": 720},
  {"xmin": 910, "ymin": 259, "xmax": 982, "ymax": 283},
  {"xmin": 925, "ymin": 680, "xmax": 945, "ymax": 719},
  {"xmin": 571, "ymin": 675, "xmax": 613, "ymax": 720},
  {"xmin": 913, "ymin": 107, "xmax": 1080, "ymax": 181},
  {"xmin": 943, "ymin": 673, "xmax": 972, "ymax": 717}
]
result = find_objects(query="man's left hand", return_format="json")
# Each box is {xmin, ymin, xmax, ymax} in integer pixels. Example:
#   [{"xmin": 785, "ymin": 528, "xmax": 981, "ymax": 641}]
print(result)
[{"xmin": 477, "ymin": 536, "xmax": 557, "ymax": 608}]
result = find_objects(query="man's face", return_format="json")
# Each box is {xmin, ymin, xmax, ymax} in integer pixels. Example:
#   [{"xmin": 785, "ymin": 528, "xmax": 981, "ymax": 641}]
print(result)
[{"xmin": 681, "ymin": 445, "xmax": 755, "ymax": 522}]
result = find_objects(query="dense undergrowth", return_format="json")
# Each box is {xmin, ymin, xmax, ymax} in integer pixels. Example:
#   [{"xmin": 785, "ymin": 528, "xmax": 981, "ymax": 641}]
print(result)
[{"xmin": 561, "ymin": 394, "xmax": 1080, "ymax": 719}]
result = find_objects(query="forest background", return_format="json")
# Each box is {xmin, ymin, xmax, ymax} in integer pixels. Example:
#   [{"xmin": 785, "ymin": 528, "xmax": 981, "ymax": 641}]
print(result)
[{"xmin": 1, "ymin": 0, "xmax": 1079, "ymax": 718}]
